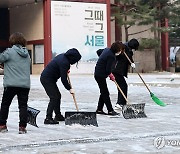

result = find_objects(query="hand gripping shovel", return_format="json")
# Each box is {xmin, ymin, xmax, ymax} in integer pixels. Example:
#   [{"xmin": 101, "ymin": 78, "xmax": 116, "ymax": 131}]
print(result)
[
  {"xmin": 27, "ymin": 106, "xmax": 40, "ymax": 127},
  {"xmin": 114, "ymin": 80, "xmax": 147, "ymax": 119},
  {"xmin": 124, "ymin": 52, "xmax": 166, "ymax": 107},
  {"xmin": 65, "ymin": 74, "xmax": 98, "ymax": 126}
]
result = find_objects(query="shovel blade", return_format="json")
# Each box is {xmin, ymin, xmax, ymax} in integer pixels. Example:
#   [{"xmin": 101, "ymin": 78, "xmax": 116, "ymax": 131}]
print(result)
[
  {"xmin": 27, "ymin": 106, "xmax": 40, "ymax": 127},
  {"xmin": 65, "ymin": 112, "xmax": 98, "ymax": 127},
  {"xmin": 122, "ymin": 103, "xmax": 147, "ymax": 119}
]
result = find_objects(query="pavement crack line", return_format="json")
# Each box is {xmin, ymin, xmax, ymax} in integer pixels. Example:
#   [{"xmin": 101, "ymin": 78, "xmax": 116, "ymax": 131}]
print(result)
[{"xmin": 1, "ymin": 131, "xmax": 180, "ymax": 152}]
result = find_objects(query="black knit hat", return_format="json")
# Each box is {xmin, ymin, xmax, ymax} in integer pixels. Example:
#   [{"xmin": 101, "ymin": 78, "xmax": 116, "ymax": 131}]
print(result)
[{"xmin": 128, "ymin": 39, "xmax": 139, "ymax": 50}]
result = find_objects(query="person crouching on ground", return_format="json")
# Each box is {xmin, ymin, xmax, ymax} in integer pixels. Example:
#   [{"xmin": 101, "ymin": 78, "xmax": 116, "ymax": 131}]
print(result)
[
  {"xmin": 40, "ymin": 48, "xmax": 81, "ymax": 124},
  {"xmin": 94, "ymin": 41, "xmax": 125, "ymax": 115},
  {"xmin": 0, "ymin": 32, "xmax": 31, "ymax": 134}
]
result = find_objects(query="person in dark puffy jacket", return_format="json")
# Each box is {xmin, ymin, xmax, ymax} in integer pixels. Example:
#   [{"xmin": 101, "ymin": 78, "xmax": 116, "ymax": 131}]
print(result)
[
  {"xmin": 0, "ymin": 32, "xmax": 31, "ymax": 134},
  {"xmin": 112, "ymin": 38, "xmax": 139, "ymax": 110},
  {"xmin": 40, "ymin": 48, "xmax": 81, "ymax": 124},
  {"xmin": 94, "ymin": 41, "xmax": 125, "ymax": 116}
]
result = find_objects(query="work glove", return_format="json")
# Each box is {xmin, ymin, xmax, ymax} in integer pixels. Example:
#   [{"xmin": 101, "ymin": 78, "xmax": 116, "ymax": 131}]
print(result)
[
  {"xmin": 108, "ymin": 73, "xmax": 115, "ymax": 81},
  {"xmin": 69, "ymin": 89, "xmax": 75, "ymax": 94},
  {"xmin": 131, "ymin": 63, "xmax": 136, "ymax": 68}
]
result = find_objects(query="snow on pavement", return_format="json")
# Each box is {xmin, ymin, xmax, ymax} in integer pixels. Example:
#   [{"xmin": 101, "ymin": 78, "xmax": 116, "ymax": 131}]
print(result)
[{"xmin": 0, "ymin": 72, "xmax": 180, "ymax": 154}]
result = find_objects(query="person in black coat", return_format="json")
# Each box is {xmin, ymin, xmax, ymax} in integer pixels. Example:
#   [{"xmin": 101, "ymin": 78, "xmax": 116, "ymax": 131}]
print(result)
[
  {"xmin": 112, "ymin": 38, "xmax": 139, "ymax": 109},
  {"xmin": 94, "ymin": 41, "xmax": 125, "ymax": 116},
  {"xmin": 40, "ymin": 48, "xmax": 81, "ymax": 124}
]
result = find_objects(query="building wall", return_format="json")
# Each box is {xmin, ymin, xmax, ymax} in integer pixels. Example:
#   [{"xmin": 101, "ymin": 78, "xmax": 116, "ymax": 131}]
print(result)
[
  {"xmin": 9, "ymin": 2, "xmax": 44, "ymax": 74},
  {"xmin": 110, "ymin": 17, "xmax": 115, "ymax": 43},
  {"xmin": 10, "ymin": 2, "xmax": 43, "ymax": 40},
  {"xmin": 121, "ymin": 18, "xmax": 155, "ymax": 42},
  {"xmin": 65, "ymin": 0, "xmax": 106, "ymax": 3},
  {"xmin": 133, "ymin": 50, "xmax": 156, "ymax": 73},
  {"xmin": 110, "ymin": 0, "xmax": 114, "ymax": 4}
]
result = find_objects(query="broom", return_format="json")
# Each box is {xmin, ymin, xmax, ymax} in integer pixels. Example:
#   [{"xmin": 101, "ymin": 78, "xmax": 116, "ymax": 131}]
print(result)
[{"xmin": 124, "ymin": 52, "xmax": 166, "ymax": 107}]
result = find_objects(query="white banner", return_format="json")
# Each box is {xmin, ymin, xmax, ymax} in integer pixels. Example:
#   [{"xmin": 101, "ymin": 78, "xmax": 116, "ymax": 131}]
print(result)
[{"xmin": 51, "ymin": 1, "xmax": 107, "ymax": 61}]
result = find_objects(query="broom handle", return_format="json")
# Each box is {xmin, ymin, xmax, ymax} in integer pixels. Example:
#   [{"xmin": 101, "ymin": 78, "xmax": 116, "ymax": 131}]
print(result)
[
  {"xmin": 67, "ymin": 74, "xmax": 79, "ymax": 112},
  {"xmin": 114, "ymin": 80, "xmax": 129, "ymax": 104},
  {"xmin": 123, "ymin": 52, "xmax": 151, "ymax": 94}
]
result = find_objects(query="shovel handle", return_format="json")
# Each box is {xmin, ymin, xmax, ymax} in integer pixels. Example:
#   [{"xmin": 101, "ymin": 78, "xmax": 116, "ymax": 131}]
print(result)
[
  {"xmin": 72, "ymin": 93, "xmax": 79, "ymax": 112},
  {"xmin": 67, "ymin": 74, "xmax": 79, "ymax": 112},
  {"xmin": 114, "ymin": 80, "xmax": 129, "ymax": 104},
  {"xmin": 123, "ymin": 52, "xmax": 151, "ymax": 93}
]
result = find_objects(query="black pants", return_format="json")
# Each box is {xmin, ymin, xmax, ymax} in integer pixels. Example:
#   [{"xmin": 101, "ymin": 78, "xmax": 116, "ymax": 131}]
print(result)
[
  {"xmin": 94, "ymin": 75, "xmax": 113, "ymax": 112},
  {"xmin": 0, "ymin": 87, "xmax": 30, "ymax": 127},
  {"xmin": 113, "ymin": 73, "xmax": 127, "ymax": 105},
  {"xmin": 40, "ymin": 77, "xmax": 61, "ymax": 119}
]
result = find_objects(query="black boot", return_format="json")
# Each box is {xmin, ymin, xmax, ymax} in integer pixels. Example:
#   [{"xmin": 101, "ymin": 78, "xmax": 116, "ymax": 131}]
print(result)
[
  {"xmin": 108, "ymin": 110, "xmax": 120, "ymax": 116},
  {"xmin": 96, "ymin": 110, "xmax": 107, "ymax": 115},
  {"xmin": 54, "ymin": 114, "xmax": 65, "ymax": 121},
  {"xmin": 44, "ymin": 118, "xmax": 59, "ymax": 124}
]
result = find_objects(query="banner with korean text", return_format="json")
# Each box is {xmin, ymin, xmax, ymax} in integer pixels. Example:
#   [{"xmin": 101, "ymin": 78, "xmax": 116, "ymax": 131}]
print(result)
[{"xmin": 51, "ymin": 1, "xmax": 107, "ymax": 61}]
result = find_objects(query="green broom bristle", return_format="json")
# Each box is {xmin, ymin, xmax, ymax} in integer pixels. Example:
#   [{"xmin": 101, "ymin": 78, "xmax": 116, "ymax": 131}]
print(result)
[{"xmin": 150, "ymin": 93, "xmax": 166, "ymax": 107}]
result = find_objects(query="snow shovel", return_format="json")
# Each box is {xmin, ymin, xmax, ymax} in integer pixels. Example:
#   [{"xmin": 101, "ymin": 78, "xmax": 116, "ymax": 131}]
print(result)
[
  {"xmin": 27, "ymin": 106, "xmax": 40, "ymax": 127},
  {"xmin": 114, "ymin": 80, "xmax": 147, "ymax": 119},
  {"xmin": 65, "ymin": 75, "xmax": 98, "ymax": 126},
  {"xmin": 124, "ymin": 52, "xmax": 166, "ymax": 107}
]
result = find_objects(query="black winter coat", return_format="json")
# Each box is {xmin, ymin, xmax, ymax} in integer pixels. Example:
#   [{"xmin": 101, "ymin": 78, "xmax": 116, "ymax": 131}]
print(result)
[
  {"xmin": 112, "ymin": 43, "xmax": 134, "ymax": 77},
  {"xmin": 95, "ymin": 48, "xmax": 116, "ymax": 78},
  {"xmin": 41, "ymin": 48, "xmax": 81, "ymax": 90}
]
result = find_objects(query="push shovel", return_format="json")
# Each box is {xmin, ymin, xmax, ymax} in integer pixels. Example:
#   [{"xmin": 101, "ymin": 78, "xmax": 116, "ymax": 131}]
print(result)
[
  {"xmin": 114, "ymin": 80, "xmax": 147, "ymax": 119},
  {"xmin": 27, "ymin": 106, "xmax": 40, "ymax": 127},
  {"xmin": 65, "ymin": 74, "xmax": 98, "ymax": 126}
]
